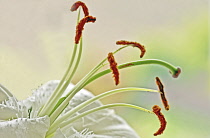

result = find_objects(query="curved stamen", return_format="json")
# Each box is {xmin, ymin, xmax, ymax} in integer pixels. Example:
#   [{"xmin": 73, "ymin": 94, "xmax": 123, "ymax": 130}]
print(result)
[
  {"xmin": 85, "ymin": 59, "xmax": 181, "ymax": 86},
  {"xmin": 108, "ymin": 53, "xmax": 120, "ymax": 85},
  {"xmin": 116, "ymin": 40, "xmax": 146, "ymax": 58},
  {"xmin": 75, "ymin": 16, "xmax": 96, "ymax": 44},
  {"xmin": 155, "ymin": 77, "xmax": 169, "ymax": 110},
  {"xmin": 46, "ymin": 103, "xmax": 154, "ymax": 137},
  {"xmin": 153, "ymin": 105, "xmax": 167, "ymax": 136},
  {"xmin": 70, "ymin": 1, "xmax": 89, "ymax": 17}
]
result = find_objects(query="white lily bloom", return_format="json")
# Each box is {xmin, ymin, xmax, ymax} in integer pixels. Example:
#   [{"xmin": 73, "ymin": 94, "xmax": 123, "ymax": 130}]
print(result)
[{"xmin": 0, "ymin": 80, "xmax": 139, "ymax": 138}]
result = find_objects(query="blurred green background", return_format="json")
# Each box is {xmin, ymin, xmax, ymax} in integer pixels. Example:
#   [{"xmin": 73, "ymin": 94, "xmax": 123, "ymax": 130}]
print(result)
[{"xmin": 0, "ymin": 0, "xmax": 209, "ymax": 137}]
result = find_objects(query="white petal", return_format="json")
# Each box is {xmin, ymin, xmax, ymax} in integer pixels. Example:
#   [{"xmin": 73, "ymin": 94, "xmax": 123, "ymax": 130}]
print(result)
[
  {"xmin": 0, "ymin": 116, "xmax": 50, "ymax": 138},
  {"xmin": 20, "ymin": 80, "xmax": 62, "ymax": 117},
  {"xmin": 0, "ymin": 104, "xmax": 24, "ymax": 120},
  {"xmin": 52, "ymin": 128, "xmax": 67, "ymax": 138},
  {"xmin": 0, "ymin": 97, "xmax": 28, "ymax": 119},
  {"xmin": 21, "ymin": 80, "xmax": 77, "ymax": 117},
  {"xmin": 64, "ymin": 87, "xmax": 101, "ymax": 113},
  {"xmin": 53, "ymin": 127, "xmax": 94, "ymax": 138},
  {"xmin": 0, "ymin": 83, "xmax": 15, "ymax": 102},
  {"xmin": 21, "ymin": 80, "xmax": 59, "ymax": 108}
]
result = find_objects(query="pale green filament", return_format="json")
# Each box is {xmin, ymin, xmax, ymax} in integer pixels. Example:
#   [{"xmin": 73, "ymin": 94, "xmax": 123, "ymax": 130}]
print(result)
[
  {"xmin": 48, "ymin": 88, "xmax": 159, "ymax": 133},
  {"xmin": 49, "ymin": 46, "xmax": 130, "ymax": 123},
  {"xmin": 39, "ymin": 43, "xmax": 78, "ymax": 116},
  {"xmin": 48, "ymin": 48, "xmax": 178, "ymax": 123},
  {"xmin": 49, "ymin": 58, "xmax": 178, "ymax": 121},
  {"xmin": 38, "ymin": 7, "xmax": 180, "ymax": 132},
  {"xmin": 38, "ymin": 9, "xmax": 81, "ymax": 117},
  {"xmin": 49, "ymin": 38, "xmax": 83, "ymax": 116},
  {"xmin": 46, "ymin": 103, "xmax": 154, "ymax": 137},
  {"xmin": 85, "ymin": 59, "xmax": 180, "ymax": 86}
]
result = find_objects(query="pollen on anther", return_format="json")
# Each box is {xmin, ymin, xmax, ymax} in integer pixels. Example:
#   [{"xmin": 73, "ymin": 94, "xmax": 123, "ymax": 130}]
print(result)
[
  {"xmin": 155, "ymin": 77, "xmax": 170, "ymax": 111},
  {"xmin": 75, "ymin": 16, "xmax": 96, "ymax": 44},
  {"xmin": 116, "ymin": 40, "xmax": 146, "ymax": 58},
  {"xmin": 152, "ymin": 105, "xmax": 167, "ymax": 136},
  {"xmin": 172, "ymin": 67, "xmax": 181, "ymax": 78},
  {"xmin": 107, "ymin": 52, "xmax": 120, "ymax": 85},
  {"xmin": 70, "ymin": 1, "xmax": 89, "ymax": 17}
]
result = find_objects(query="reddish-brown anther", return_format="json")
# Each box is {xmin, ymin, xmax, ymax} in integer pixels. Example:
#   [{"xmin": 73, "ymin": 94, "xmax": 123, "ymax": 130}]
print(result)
[
  {"xmin": 116, "ymin": 40, "xmax": 146, "ymax": 58},
  {"xmin": 153, "ymin": 105, "xmax": 167, "ymax": 136},
  {"xmin": 75, "ymin": 16, "xmax": 96, "ymax": 44},
  {"xmin": 172, "ymin": 67, "xmax": 181, "ymax": 78},
  {"xmin": 107, "ymin": 53, "xmax": 120, "ymax": 85},
  {"xmin": 155, "ymin": 77, "xmax": 170, "ymax": 111},
  {"xmin": 70, "ymin": 1, "xmax": 89, "ymax": 17}
]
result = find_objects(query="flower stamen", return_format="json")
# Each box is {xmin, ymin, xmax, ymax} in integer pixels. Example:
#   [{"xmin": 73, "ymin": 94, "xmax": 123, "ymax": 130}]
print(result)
[
  {"xmin": 153, "ymin": 105, "xmax": 167, "ymax": 136},
  {"xmin": 116, "ymin": 40, "xmax": 146, "ymax": 58},
  {"xmin": 171, "ymin": 67, "xmax": 181, "ymax": 78},
  {"xmin": 155, "ymin": 77, "xmax": 169, "ymax": 110},
  {"xmin": 107, "ymin": 52, "xmax": 120, "ymax": 85},
  {"xmin": 70, "ymin": 1, "xmax": 89, "ymax": 17},
  {"xmin": 85, "ymin": 59, "xmax": 181, "ymax": 86},
  {"xmin": 75, "ymin": 16, "xmax": 96, "ymax": 44}
]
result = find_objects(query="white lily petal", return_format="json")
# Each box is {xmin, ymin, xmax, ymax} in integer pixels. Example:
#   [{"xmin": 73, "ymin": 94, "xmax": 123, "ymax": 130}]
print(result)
[
  {"xmin": 52, "ymin": 128, "xmax": 66, "ymax": 138},
  {"xmin": 0, "ymin": 96, "xmax": 28, "ymax": 119},
  {"xmin": 20, "ymin": 80, "xmax": 61, "ymax": 118},
  {"xmin": 21, "ymin": 80, "xmax": 58, "ymax": 108},
  {"xmin": 0, "ymin": 83, "xmax": 15, "ymax": 102},
  {"xmin": 66, "ymin": 128, "xmax": 94, "ymax": 138},
  {"xmin": 0, "ymin": 116, "xmax": 50, "ymax": 138},
  {"xmin": 53, "ymin": 127, "xmax": 93, "ymax": 138},
  {"xmin": 20, "ymin": 80, "xmax": 83, "ymax": 117},
  {"xmin": 0, "ymin": 104, "xmax": 22, "ymax": 120},
  {"xmin": 64, "ymin": 87, "xmax": 101, "ymax": 113}
]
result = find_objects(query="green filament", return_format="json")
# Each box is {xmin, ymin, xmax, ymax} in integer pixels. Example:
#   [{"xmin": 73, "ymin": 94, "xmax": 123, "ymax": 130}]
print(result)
[
  {"xmin": 49, "ymin": 46, "xmax": 130, "ymax": 123},
  {"xmin": 46, "ymin": 103, "xmax": 153, "ymax": 137},
  {"xmin": 49, "ymin": 38, "xmax": 83, "ymax": 116},
  {"xmin": 38, "ymin": 9, "xmax": 81, "ymax": 117},
  {"xmin": 48, "ymin": 87, "xmax": 159, "ymax": 133},
  {"xmin": 85, "ymin": 59, "xmax": 180, "ymax": 86}
]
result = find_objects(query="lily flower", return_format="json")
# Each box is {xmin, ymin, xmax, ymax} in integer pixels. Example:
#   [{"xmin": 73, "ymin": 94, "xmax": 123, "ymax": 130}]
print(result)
[{"xmin": 0, "ymin": 1, "xmax": 181, "ymax": 138}]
